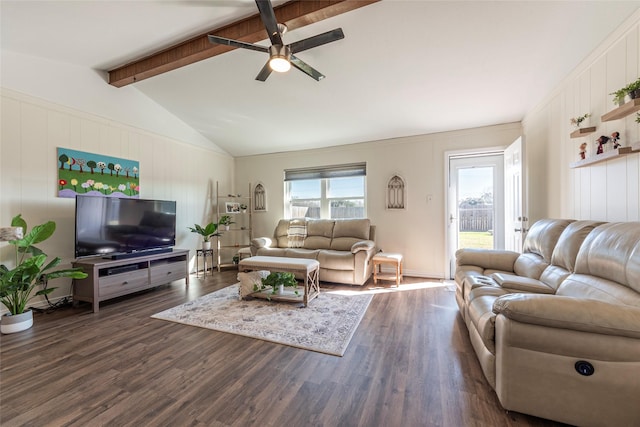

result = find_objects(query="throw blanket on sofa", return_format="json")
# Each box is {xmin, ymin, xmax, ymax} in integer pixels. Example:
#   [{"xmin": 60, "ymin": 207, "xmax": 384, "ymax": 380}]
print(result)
[{"xmin": 287, "ymin": 219, "xmax": 307, "ymax": 248}]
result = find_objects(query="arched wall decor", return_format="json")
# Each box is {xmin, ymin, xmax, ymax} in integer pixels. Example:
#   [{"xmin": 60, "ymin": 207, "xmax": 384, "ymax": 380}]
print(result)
[
  {"xmin": 387, "ymin": 174, "xmax": 406, "ymax": 210},
  {"xmin": 253, "ymin": 182, "xmax": 267, "ymax": 212}
]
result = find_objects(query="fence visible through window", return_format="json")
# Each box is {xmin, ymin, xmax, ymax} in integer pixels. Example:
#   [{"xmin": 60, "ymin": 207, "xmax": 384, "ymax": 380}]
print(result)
[{"xmin": 458, "ymin": 206, "xmax": 493, "ymax": 232}]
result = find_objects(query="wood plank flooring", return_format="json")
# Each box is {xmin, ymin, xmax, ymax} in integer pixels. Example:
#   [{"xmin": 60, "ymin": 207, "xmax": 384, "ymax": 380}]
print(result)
[{"xmin": 0, "ymin": 272, "xmax": 568, "ymax": 427}]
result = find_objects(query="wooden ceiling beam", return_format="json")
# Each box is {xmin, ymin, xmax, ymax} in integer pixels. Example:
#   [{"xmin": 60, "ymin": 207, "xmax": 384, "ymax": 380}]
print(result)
[{"xmin": 108, "ymin": 0, "xmax": 378, "ymax": 87}]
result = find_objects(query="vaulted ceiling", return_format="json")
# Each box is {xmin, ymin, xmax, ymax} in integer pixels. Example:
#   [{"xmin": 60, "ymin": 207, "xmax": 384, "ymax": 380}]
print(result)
[{"xmin": 2, "ymin": 1, "xmax": 639, "ymax": 157}]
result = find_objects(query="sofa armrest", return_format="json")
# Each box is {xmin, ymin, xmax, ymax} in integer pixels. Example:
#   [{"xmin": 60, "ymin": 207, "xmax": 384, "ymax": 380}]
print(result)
[
  {"xmin": 250, "ymin": 237, "xmax": 274, "ymax": 255},
  {"xmin": 455, "ymin": 248, "xmax": 519, "ymax": 272},
  {"xmin": 493, "ymin": 293, "xmax": 640, "ymax": 339},
  {"xmin": 351, "ymin": 240, "xmax": 375, "ymax": 254}
]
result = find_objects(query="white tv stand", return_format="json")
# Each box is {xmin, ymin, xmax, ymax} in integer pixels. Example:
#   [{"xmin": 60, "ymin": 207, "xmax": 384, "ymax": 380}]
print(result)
[{"xmin": 72, "ymin": 248, "xmax": 189, "ymax": 313}]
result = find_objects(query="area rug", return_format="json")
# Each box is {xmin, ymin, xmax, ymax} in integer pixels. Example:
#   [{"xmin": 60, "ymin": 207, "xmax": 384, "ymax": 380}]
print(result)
[{"xmin": 151, "ymin": 284, "xmax": 373, "ymax": 356}]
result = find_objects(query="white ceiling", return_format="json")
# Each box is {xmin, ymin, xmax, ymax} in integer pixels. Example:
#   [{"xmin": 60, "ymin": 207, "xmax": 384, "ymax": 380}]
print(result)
[{"xmin": 2, "ymin": 0, "xmax": 639, "ymax": 157}]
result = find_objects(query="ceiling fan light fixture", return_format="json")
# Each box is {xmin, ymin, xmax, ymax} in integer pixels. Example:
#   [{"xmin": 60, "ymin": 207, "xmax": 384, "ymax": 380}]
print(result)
[{"xmin": 269, "ymin": 45, "xmax": 291, "ymax": 73}]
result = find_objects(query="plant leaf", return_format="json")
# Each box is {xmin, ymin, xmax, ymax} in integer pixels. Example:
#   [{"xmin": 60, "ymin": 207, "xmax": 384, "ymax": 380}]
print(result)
[{"xmin": 11, "ymin": 214, "xmax": 27, "ymax": 233}]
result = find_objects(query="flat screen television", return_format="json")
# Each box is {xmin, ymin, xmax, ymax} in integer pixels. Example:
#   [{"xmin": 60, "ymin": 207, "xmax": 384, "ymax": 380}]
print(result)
[{"xmin": 75, "ymin": 195, "xmax": 176, "ymax": 259}]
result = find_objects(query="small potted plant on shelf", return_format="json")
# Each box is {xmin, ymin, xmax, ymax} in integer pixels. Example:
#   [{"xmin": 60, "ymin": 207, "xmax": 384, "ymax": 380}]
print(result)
[
  {"xmin": 570, "ymin": 113, "xmax": 590, "ymax": 128},
  {"xmin": 626, "ymin": 77, "xmax": 640, "ymax": 100},
  {"xmin": 610, "ymin": 88, "xmax": 627, "ymax": 106},
  {"xmin": 218, "ymin": 215, "xmax": 234, "ymax": 231},
  {"xmin": 240, "ymin": 203, "xmax": 248, "ymax": 213},
  {"xmin": 253, "ymin": 272, "xmax": 299, "ymax": 298},
  {"xmin": 188, "ymin": 222, "xmax": 220, "ymax": 250},
  {"xmin": 0, "ymin": 214, "xmax": 88, "ymax": 334}
]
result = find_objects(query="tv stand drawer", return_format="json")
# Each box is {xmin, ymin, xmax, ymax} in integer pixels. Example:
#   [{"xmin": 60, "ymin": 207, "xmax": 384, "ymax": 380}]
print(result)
[
  {"xmin": 99, "ymin": 269, "xmax": 149, "ymax": 298},
  {"xmin": 151, "ymin": 261, "xmax": 186, "ymax": 285}
]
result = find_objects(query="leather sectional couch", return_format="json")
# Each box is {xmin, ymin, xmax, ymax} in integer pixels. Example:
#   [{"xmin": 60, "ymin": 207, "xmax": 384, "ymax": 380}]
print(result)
[
  {"xmin": 250, "ymin": 218, "xmax": 377, "ymax": 285},
  {"xmin": 455, "ymin": 219, "xmax": 640, "ymax": 427}
]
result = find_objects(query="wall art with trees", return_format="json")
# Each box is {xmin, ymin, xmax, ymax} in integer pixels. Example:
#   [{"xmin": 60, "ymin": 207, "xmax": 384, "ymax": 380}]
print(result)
[{"xmin": 56, "ymin": 147, "xmax": 140, "ymax": 198}]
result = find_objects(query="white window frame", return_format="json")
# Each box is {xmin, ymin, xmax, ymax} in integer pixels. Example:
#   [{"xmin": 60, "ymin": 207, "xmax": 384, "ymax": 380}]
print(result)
[{"xmin": 284, "ymin": 163, "xmax": 367, "ymax": 219}]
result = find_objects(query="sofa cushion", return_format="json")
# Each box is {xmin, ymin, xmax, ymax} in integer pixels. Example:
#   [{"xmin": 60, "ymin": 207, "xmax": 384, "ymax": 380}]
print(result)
[
  {"xmin": 521, "ymin": 219, "xmax": 574, "ymax": 262},
  {"xmin": 492, "ymin": 273, "xmax": 554, "ymax": 294},
  {"xmin": 557, "ymin": 274, "xmax": 640, "ymax": 307},
  {"xmin": 303, "ymin": 219, "xmax": 334, "ymax": 250},
  {"xmin": 256, "ymin": 247, "xmax": 288, "ymax": 257},
  {"xmin": 574, "ymin": 222, "xmax": 640, "ymax": 293},
  {"xmin": 538, "ymin": 265, "xmax": 571, "ymax": 291},
  {"xmin": 330, "ymin": 219, "xmax": 371, "ymax": 251},
  {"xmin": 513, "ymin": 253, "xmax": 548, "ymax": 280},
  {"xmin": 317, "ymin": 250, "xmax": 355, "ymax": 271},
  {"xmin": 550, "ymin": 220, "xmax": 603, "ymax": 272},
  {"xmin": 283, "ymin": 248, "xmax": 319, "ymax": 259}
]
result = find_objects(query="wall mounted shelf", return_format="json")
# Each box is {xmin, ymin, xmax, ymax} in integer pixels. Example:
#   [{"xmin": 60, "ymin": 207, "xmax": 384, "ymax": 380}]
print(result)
[
  {"xmin": 570, "ymin": 126, "xmax": 596, "ymax": 138},
  {"xmin": 570, "ymin": 142, "xmax": 640, "ymax": 169},
  {"xmin": 601, "ymin": 98, "xmax": 640, "ymax": 122}
]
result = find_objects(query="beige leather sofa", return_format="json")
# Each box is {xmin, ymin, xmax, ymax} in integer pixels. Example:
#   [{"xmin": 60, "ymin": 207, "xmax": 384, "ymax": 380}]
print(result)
[
  {"xmin": 455, "ymin": 219, "xmax": 640, "ymax": 427},
  {"xmin": 250, "ymin": 218, "xmax": 376, "ymax": 285}
]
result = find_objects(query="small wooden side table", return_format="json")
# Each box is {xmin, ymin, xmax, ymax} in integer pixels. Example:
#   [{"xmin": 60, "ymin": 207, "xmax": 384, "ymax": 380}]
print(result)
[{"xmin": 373, "ymin": 253, "xmax": 403, "ymax": 286}]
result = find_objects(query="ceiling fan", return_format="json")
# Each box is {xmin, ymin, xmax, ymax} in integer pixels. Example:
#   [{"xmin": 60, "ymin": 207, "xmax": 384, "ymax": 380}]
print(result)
[{"xmin": 207, "ymin": 0, "xmax": 344, "ymax": 81}]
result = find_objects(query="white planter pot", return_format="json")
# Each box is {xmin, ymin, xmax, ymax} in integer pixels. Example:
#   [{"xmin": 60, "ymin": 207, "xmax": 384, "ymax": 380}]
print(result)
[
  {"xmin": 278, "ymin": 284, "xmax": 284, "ymax": 295},
  {"xmin": 202, "ymin": 241, "xmax": 212, "ymax": 250},
  {"xmin": 223, "ymin": 225, "xmax": 230, "ymax": 231},
  {"xmin": 1, "ymin": 310, "xmax": 34, "ymax": 334}
]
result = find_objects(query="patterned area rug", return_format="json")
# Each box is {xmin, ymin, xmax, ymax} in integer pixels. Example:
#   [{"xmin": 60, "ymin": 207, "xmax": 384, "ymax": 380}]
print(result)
[{"xmin": 151, "ymin": 284, "xmax": 373, "ymax": 356}]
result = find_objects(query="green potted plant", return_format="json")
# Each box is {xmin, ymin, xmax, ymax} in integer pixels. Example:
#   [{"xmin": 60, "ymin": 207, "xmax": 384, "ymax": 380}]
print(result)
[
  {"xmin": 188, "ymin": 222, "xmax": 220, "ymax": 250},
  {"xmin": 0, "ymin": 214, "xmax": 88, "ymax": 334},
  {"xmin": 253, "ymin": 271, "xmax": 299, "ymax": 299},
  {"xmin": 218, "ymin": 215, "xmax": 235, "ymax": 231},
  {"xmin": 240, "ymin": 203, "xmax": 248, "ymax": 213},
  {"xmin": 625, "ymin": 77, "xmax": 640, "ymax": 99},
  {"xmin": 610, "ymin": 88, "xmax": 627, "ymax": 106}
]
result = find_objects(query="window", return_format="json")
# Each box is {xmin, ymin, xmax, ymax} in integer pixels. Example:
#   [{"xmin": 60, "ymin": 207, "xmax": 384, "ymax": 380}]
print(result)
[{"xmin": 285, "ymin": 163, "xmax": 366, "ymax": 219}]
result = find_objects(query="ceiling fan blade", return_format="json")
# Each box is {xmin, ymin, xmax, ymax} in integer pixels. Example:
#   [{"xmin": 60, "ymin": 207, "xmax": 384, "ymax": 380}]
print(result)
[
  {"xmin": 255, "ymin": 0, "xmax": 283, "ymax": 46},
  {"xmin": 290, "ymin": 55, "xmax": 325, "ymax": 81},
  {"xmin": 255, "ymin": 61, "xmax": 273, "ymax": 82},
  {"xmin": 208, "ymin": 35, "xmax": 269, "ymax": 53},
  {"xmin": 289, "ymin": 28, "xmax": 345, "ymax": 54}
]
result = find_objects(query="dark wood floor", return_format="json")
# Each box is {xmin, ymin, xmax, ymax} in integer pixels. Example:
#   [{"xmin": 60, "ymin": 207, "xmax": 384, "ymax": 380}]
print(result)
[{"xmin": 0, "ymin": 271, "xmax": 567, "ymax": 427}]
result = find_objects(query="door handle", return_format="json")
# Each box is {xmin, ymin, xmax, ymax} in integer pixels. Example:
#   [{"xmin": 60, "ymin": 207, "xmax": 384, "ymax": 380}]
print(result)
[{"xmin": 449, "ymin": 214, "xmax": 456, "ymax": 224}]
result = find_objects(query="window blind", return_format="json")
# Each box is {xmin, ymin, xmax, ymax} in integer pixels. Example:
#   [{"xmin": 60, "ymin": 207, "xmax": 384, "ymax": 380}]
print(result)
[{"xmin": 284, "ymin": 162, "xmax": 366, "ymax": 181}]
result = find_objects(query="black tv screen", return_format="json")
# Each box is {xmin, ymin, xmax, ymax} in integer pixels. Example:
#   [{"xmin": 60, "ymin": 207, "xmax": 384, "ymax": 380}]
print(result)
[{"xmin": 75, "ymin": 195, "xmax": 176, "ymax": 258}]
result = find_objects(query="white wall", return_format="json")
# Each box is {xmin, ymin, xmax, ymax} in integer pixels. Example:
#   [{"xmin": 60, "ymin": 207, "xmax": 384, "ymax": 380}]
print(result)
[
  {"xmin": 235, "ymin": 123, "xmax": 522, "ymax": 279},
  {"xmin": 1, "ymin": 50, "xmax": 225, "ymax": 153},
  {"xmin": 0, "ymin": 49, "xmax": 235, "ymax": 312},
  {"xmin": 523, "ymin": 10, "xmax": 640, "ymax": 222},
  {"xmin": 0, "ymin": 88, "xmax": 234, "ymax": 310}
]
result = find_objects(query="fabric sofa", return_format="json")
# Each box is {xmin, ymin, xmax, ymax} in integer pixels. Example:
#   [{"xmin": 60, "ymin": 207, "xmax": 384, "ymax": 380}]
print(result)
[
  {"xmin": 455, "ymin": 219, "xmax": 640, "ymax": 427},
  {"xmin": 250, "ymin": 218, "xmax": 376, "ymax": 285}
]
